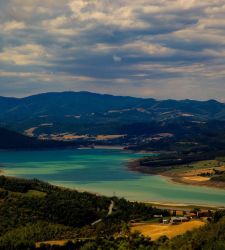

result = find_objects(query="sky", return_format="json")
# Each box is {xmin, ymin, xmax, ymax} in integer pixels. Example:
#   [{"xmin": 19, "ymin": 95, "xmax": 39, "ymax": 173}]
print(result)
[{"xmin": 1, "ymin": 0, "xmax": 225, "ymax": 101}]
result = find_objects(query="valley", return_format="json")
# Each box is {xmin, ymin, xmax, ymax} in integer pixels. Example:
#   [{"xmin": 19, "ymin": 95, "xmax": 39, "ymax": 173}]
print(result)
[{"xmin": 1, "ymin": 92, "xmax": 225, "ymax": 249}]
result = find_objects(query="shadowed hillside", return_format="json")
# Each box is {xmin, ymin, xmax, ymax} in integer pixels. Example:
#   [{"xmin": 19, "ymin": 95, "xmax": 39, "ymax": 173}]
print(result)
[
  {"xmin": 1, "ymin": 92, "xmax": 225, "ymax": 135},
  {"xmin": 0, "ymin": 128, "xmax": 82, "ymax": 149}
]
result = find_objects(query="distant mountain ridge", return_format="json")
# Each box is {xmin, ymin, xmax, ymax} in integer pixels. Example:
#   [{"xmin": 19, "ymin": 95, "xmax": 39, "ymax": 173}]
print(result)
[{"xmin": 0, "ymin": 91, "xmax": 225, "ymax": 135}]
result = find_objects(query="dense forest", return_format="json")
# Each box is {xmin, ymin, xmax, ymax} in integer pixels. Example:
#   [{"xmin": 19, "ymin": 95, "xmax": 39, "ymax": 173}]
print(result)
[
  {"xmin": 0, "ymin": 176, "xmax": 167, "ymax": 250},
  {"xmin": 0, "ymin": 176, "xmax": 224, "ymax": 250}
]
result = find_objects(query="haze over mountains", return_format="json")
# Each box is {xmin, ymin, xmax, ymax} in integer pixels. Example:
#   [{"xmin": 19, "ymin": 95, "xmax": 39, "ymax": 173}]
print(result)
[{"xmin": 1, "ymin": 92, "xmax": 225, "ymax": 136}]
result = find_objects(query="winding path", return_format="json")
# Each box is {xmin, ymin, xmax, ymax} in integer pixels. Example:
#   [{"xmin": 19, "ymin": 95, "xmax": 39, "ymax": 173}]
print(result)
[{"xmin": 91, "ymin": 200, "xmax": 114, "ymax": 226}]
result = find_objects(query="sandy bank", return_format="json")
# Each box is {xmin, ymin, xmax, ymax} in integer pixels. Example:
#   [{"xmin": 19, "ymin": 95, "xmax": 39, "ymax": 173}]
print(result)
[
  {"xmin": 128, "ymin": 159, "xmax": 225, "ymax": 190},
  {"xmin": 94, "ymin": 145, "xmax": 125, "ymax": 150}
]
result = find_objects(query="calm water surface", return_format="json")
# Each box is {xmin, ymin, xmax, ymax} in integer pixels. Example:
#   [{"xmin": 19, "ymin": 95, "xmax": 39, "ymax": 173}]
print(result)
[{"xmin": 0, "ymin": 148, "xmax": 225, "ymax": 206}]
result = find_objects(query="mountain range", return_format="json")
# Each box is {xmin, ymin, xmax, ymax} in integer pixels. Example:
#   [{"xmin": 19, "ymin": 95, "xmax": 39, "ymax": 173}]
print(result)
[{"xmin": 0, "ymin": 91, "xmax": 225, "ymax": 137}]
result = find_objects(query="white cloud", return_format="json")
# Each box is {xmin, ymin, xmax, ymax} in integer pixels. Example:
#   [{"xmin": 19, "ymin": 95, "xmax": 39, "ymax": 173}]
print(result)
[
  {"xmin": 0, "ymin": 44, "xmax": 51, "ymax": 65},
  {"xmin": 2, "ymin": 21, "xmax": 26, "ymax": 32},
  {"xmin": 123, "ymin": 41, "xmax": 173, "ymax": 56},
  {"xmin": 93, "ymin": 41, "xmax": 173, "ymax": 58},
  {"xmin": 42, "ymin": 16, "xmax": 79, "ymax": 36},
  {"xmin": 68, "ymin": 0, "xmax": 149, "ymax": 30}
]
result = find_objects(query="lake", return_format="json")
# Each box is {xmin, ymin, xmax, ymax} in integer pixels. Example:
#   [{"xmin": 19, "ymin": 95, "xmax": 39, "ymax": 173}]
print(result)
[{"xmin": 0, "ymin": 148, "xmax": 225, "ymax": 206}]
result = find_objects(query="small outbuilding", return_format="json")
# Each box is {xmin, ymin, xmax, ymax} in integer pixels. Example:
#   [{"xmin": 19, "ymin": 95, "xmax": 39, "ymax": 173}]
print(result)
[
  {"xmin": 171, "ymin": 217, "xmax": 189, "ymax": 224},
  {"xmin": 162, "ymin": 219, "xmax": 170, "ymax": 224}
]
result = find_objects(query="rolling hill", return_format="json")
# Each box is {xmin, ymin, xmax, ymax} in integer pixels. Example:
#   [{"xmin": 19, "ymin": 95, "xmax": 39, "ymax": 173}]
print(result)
[{"xmin": 0, "ymin": 91, "xmax": 225, "ymax": 136}]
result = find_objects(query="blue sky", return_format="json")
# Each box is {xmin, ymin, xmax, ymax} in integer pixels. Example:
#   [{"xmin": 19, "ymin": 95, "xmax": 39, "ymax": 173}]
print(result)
[{"xmin": 1, "ymin": 0, "xmax": 225, "ymax": 100}]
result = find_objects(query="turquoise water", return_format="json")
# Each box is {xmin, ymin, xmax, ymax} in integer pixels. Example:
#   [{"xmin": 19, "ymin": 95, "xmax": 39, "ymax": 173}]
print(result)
[{"xmin": 0, "ymin": 148, "xmax": 225, "ymax": 206}]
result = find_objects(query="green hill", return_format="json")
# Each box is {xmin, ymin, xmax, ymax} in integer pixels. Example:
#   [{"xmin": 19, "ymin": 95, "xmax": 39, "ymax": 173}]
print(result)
[{"xmin": 0, "ymin": 176, "xmax": 224, "ymax": 250}]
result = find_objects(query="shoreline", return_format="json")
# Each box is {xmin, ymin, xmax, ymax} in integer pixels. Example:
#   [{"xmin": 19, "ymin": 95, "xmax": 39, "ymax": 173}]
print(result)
[
  {"xmin": 128, "ymin": 159, "xmax": 225, "ymax": 190},
  {"xmin": 1, "ymin": 172, "xmax": 224, "ymax": 209},
  {"xmin": 0, "ymin": 165, "xmax": 4, "ymax": 174},
  {"xmin": 93, "ymin": 145, "xmax": 125, "ymax": 150},
  {"xmin": 143, "ymin": 201, "xmax": 224, "ymax": 210},
  {"xmin": 164, "ymin": 174, "xmax": 225, "ymax": 189},
  {"xmin": 39, "ymin": 180, "xmax": 225, "ymax": 210}
]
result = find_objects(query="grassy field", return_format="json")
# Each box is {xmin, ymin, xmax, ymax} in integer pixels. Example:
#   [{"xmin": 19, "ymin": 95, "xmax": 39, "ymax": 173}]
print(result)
[
  {"xmin": 5, "ymin": 189, "xmax": 47, "ymax": 198},
  {"xmin": 36, "ymin": 220, "xmax": 206, "ymax": 246},
  {"xmin": 131, "ymin": 220, "xmax": 205, "ymax": 240},
  {"xmin": 25, "ymin": 190, "xmax": 46, "ymax": 198},
  {"xmin": 160, "ymin": 159, "xmax": 225, "ymax": 188},
  {"xmin": 165, "ymin": 160, "xmax": 221, "ymax": 175},
  {"xmin": 36, "ymin": 240, "xmax": 69, "ymax": 248}
]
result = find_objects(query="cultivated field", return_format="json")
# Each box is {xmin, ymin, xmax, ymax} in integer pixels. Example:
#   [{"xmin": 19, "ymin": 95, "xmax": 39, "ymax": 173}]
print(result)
[
  {"xmin": 131, "ymin": 220, "xmax": 205, "ymax": 240},
  {"xmin": 36, "ymin": 240, "xmax": 68, "ymax": 248},
  {"xmin": 162, "ymin": 160, "xmax": 225, "ymax": 188}
]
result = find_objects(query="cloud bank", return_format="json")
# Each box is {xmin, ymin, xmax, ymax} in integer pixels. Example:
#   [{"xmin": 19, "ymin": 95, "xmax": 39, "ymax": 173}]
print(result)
[{"xmin": 1, "ymin": 0, "xmax": 225, "ymax": 100}]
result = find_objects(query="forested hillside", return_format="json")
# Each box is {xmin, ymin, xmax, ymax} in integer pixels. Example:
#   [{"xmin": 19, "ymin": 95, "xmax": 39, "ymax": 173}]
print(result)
[
  {"xmin": 0, "ymin": 176, "xmax": 224, "ymax": 250},
  {"xmin": 1, "ymin": 92, "xmax": 225, "ymax": 136}
]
